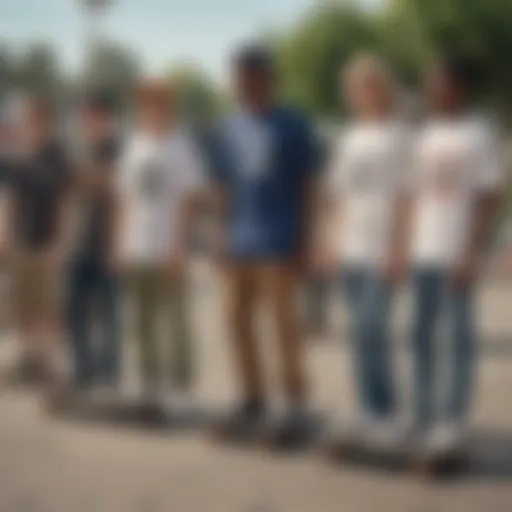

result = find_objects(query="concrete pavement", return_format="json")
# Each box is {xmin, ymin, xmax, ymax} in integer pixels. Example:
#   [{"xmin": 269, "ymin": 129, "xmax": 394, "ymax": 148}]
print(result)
[{"xmin": 0, "ymin": 267, "xmax": 511, "ymax": 512}]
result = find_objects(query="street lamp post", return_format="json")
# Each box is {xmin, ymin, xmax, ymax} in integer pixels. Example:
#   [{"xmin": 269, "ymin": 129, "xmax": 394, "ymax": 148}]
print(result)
[{"xmin": 80, "ymin": 0, "xmax": 113, "ymax": 87}]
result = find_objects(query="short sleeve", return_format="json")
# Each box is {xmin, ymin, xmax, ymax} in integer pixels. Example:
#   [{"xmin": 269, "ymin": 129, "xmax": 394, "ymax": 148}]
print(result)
[{"xmin": 474, "ymin": 125, "xmax": 506, "ymax": 192}]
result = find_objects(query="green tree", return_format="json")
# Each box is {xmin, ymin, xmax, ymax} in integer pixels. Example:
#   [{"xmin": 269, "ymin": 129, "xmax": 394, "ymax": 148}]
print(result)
[
  {"xmin": 274, "ymin": 0, "xmax": 512, "ymax": 118},
  {"xmin": 15, "ymin": 43, "xmax": 61, "ymax": 97},
  {"xmin": 167, "ymin": 64, "xmax": 226, "ymax": 129},
  {"xmin": 381, "ymin": 0, "xmax": 512, "ymax": 112},
  {"xmin": 275, "ymin": 3, "xmax": 378, "ymax": 117},
  {"xmin": 82, "ymin": 40, "xmax": 141, "ymax": 106},
  {"xmin": 0, "ymin": 45, "xmax": 14, "ymax": 99}
]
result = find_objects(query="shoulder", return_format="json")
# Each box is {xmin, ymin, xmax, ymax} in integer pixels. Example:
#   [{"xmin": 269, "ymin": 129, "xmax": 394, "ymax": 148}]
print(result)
[{"xmin": 339, "ymin": 121, "xmax": 361, "ymax": 142}]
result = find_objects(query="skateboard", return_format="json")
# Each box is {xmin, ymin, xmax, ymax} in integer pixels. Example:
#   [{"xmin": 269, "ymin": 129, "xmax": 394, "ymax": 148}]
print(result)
[
  {"xmin": 46, "ymin": 389, "xmax": 169, "ymax": 428},
  {"xmin": 412, "ymin": 444, "xmax": 470, "ymax": 478},
  {"xmin": 324, "ymin": 433, "xmax": 470, "ymax": 478}
]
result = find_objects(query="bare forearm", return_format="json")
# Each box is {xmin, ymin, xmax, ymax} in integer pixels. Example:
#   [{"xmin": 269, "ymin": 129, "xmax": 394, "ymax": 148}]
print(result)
[
  {"xmin": 0, "ymin": 193, "xmax": 15, "ymax": 249},
  {"xmin": 390, "ymin": 193, "xmax": 413, "ymax": 262},
  {"xmin": 468, "ymin": 193, "xmax": 503, "ymax": 261}
]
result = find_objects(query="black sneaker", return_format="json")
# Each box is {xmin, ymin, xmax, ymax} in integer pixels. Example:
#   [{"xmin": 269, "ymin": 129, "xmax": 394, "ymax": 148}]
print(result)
[
  {"xmin": 265, "ymin": 407, "xmax": 313, "ymax": 451},
  {"xmin": 212, "ymin": 400, "xmax": 267, "ymax": 444},
  {"xmin": 9, "ymin": 355, "xmax": 48, "ymax": 387}
]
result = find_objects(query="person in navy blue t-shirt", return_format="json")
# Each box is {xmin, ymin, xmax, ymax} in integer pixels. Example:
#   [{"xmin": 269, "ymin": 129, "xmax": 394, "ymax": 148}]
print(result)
[{"xmin": 211, "ymin": 44, "xmax": 320, "ymax": 447}]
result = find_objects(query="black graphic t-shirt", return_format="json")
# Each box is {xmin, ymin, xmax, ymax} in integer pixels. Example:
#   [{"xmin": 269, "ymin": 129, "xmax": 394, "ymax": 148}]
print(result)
[{"xmin": 9, "ymin": 142, "xmax": 71, "ymax": 249}]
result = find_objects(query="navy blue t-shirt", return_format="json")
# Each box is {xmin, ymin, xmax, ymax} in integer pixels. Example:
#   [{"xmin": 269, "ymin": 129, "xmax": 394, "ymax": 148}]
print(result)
[{"xmin": 212, "ymin": 106, "xmax": 319, "ymax": 260}]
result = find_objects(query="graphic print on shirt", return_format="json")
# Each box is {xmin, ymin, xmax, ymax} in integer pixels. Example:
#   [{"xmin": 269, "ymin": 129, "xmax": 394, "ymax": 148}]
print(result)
[
  {"xmin": 346, "ymin": 152, "xmax": 384, "ymax": 193},
  {"xmin": 138, "ymin": 158, "xmax": 167, "ymax": 200},
  {"xmin": 425, "ymin": 146, "xmax": 466, "ymax": 199},
  {"xmin": 230, "ymin": 116, "xmax": 274, "ymax": 179}
]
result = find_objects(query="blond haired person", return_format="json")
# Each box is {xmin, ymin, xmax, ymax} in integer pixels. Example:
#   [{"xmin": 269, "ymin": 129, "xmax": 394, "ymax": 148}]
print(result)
[{"xmin": 324, "ymin": 54, "xmax": 412, "ymax": 444}]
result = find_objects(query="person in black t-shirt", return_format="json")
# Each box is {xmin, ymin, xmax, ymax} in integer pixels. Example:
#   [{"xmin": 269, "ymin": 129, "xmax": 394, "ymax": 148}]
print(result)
[
  {"xmin": 1, "ymin": 98, "xmax": 72, "ymax": 383},
  {"xmin": 66, "ymin": 93, "xmax": 121, "ymax": 389}
]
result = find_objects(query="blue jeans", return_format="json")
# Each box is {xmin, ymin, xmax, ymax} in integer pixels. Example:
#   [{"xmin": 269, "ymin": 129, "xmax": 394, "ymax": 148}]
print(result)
[
  {"xmin": 66, "ymin": 255, "xmax": 120, "ymax": 387},
  {"xmin": 410, "ymin": 268, "xmax": 476, "ymax": 427},
  {"xmin": 342, "ymin": 268, "xmax": 395, "ymax": 417}
]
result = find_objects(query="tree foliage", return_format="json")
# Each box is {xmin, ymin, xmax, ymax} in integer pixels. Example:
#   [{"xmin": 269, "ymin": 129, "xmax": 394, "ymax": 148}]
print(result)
[
  {"xmin": 275, "ymin": 0, "xmax": 512, "ymax": 118},
  {"xmin": 276, "ymin": 3, "xmax": 377, "ymax": 117},
  {"xmin": 167, "ymin": 64, "xmax": 225, "ymax": 130},
  {"xmin": 14, "ymin": 43, "xmax": 62, "ymax": 98}
]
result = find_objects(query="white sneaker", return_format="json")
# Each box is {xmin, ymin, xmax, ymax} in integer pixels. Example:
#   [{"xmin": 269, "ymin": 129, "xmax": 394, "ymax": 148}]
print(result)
[
  {"xmin": 338, "ymin": 414, "xmax": 372, "ymax": 446},
  {"xmin": 364, "ymin": 416, "xmax": 410, "ymax": 452},
  {"xmin": 423, "ymin": 421, "xmax": 465, "ymax": 457}
]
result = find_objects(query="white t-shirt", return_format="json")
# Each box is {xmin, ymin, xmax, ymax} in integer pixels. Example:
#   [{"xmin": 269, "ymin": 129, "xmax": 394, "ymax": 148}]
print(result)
[
  {"xmin": 410, "ymin": 116, "xmax": 504, "ymax": 267},
  {"xmin": 326, "ymin": 120, "xmax": 412, "ymax": 266},
  {"xmin": 118, "ymin": 130, "xmax": 206, "ymax": 264}
]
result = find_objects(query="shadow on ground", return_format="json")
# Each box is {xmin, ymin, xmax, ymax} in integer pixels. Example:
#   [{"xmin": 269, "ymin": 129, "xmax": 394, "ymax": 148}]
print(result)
[{"xmin": 465, "ymin": 429, "xmax": 512, "ymax": 483}]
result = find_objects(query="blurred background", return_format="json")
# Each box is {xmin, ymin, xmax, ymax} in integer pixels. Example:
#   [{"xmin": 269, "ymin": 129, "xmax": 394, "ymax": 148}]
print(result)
[
  {"xmin": 1, "ymin": 0, "xmax": 511, "ymax": 242},
  {"xmin": 0, "ymin": 1, "xmax": 512, "ymax": 511}
]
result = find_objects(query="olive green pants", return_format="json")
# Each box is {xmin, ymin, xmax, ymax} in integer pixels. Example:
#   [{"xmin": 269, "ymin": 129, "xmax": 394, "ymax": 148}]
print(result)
[{"xmin": 125, "ymin": 266, "xmax": 192, "ymax": 391}]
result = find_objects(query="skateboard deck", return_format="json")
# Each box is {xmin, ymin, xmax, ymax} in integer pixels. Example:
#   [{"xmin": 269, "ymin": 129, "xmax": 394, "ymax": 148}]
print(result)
[
  {"xmin": 47, "ymin": 389, "xmax": 169, "ymax": 428},
  {"xmin": 325, "ymin": 434, "xmax": 469, "ymax": 477}
]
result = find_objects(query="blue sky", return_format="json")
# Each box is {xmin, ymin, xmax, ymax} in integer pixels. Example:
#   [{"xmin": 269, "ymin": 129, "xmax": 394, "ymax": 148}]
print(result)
[{"xmin": 0, "ymin": 0, "xmax": 324, "ymax": 81}]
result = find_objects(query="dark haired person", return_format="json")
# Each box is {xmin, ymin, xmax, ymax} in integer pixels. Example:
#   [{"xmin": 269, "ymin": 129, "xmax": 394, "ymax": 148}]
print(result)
[
  {"xmin": 211, "ymin": 45, "xmax": 320, "ymax": 447},
  {"xmin": 409, "ymin": 58, "xmax": 505, "ymax": 455},
  {"xmin": 1, "ymin": 98, "xmax": 72, "ymax": 385},
  {"xmin": 66, "ymin": 93, "xmax": 121, "ymax": 390}
]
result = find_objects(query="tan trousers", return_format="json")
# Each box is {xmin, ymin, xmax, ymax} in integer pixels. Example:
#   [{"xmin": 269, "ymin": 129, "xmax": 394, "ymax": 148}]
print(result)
[
  {"xmin": 125, "ymin": 266, "xmax": 192, "ymax": 391},
  {"xmin": 224, "ymin": 263, "xmax": 306, "ymax": 403}
]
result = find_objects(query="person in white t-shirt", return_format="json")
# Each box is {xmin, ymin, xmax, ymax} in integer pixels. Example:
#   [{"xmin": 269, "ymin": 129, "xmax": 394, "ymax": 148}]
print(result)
[
  {"xmin": 323, "ymin": 54, "xmax": 412, "ymax": 442},
  {"xmin": 409, "ymin": 59, "xmax": 505, "ymax": 453},
  {"xmin": 115, "ymin": 80, "xmax": 207, "ymax": 403}
]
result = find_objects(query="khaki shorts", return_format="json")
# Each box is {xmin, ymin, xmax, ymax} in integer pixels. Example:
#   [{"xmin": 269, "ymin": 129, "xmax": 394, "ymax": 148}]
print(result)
[{"xmin": 11, "ymin": 250, "xmax": 61, "ymax": 319}]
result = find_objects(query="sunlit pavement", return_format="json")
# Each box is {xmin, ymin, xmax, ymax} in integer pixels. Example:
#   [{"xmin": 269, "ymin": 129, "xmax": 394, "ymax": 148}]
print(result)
[{"xmin": 1, "ymin": 263, "xmax": 511, "ymax": 512}]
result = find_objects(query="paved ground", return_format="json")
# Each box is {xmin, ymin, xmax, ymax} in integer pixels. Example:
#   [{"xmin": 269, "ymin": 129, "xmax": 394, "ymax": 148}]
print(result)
[{"xmin": 1, "ymin": 265, "xmax": 512, "ymax": 512}]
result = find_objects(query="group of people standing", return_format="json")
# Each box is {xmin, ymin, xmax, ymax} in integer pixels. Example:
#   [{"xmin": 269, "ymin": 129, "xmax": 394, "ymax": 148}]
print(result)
[{"xmin": 0, "ymin": 44, "xmax": 505, "ymax": 458}]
